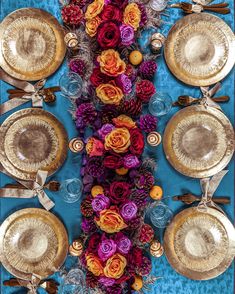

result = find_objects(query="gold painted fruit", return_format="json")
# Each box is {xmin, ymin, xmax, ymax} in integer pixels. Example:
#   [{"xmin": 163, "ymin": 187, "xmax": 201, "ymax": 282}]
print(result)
[
  {"xmin": 131, "ymin": 275, "xmax": 143, "ymax": 291},
  {"xmin": 129, "ymin": 50, "xmax": 143, "ymax": 66},
  {"xmin": 150, "ymin": 185, "xmax": 163, "ymax": 200}
]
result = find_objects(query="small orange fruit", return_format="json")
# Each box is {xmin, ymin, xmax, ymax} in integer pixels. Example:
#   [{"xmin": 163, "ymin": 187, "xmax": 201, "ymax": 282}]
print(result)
[
  {"xmin": 91, "ymin": 185, "xmax": 104, "ymax": 197},
  {"xmin": 150, "ymin": 185, "xmax": 163, "ymax": 200},
  {"xmin": 131, "ymin": 275, "xmax": 143, "ymax": 291},
  {"xmin": 129, "ymin": 50, "xmax": 143, "ymax": 66},
  {"xmin": 116, "ymin": 167, "xmax": 128, "ymax": 175}
]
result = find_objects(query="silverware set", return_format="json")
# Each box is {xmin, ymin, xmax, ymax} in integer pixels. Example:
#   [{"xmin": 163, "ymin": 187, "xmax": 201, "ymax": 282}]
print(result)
[{"xmin": 171, "ymin": 2, "xmax": 230, "ymax": 14}]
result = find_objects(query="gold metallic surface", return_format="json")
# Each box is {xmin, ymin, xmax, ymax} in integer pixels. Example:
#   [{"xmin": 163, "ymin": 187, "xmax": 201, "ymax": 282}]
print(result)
[
  {"xmin": 69, "ymin": 138, "xmax": 84, "ymax": 153},
  {"xmin": 150, "ymin": 240, "xmax": 164, "ymax": 257},
  {"xmin": 0, "ymin": 108, "xmax": 68, "ymax": 181},
  {"xmin": 0, "ymin": 208, "xmax": 68, "ymax": 280},
  {"xmin": 163, "ymin": 105, "xmax": 234, "ymax": 178},
  {"xmin": 164, "ymin": 13, "xmax": 235, "ymax": 86},
  {"xmin": 0, "ymin": 8, "xmax": 66, "ymax": 81},
  {"xmin": 164, "ymin": 207, "xmax": 235, "ymax": 280},
  {"xmin": 147, "ymin": 131, "xmax": 162, "ymax": 146},
  {"xmin": 69, "ymin": 240, "xmax": 83, "ymax": 257}
]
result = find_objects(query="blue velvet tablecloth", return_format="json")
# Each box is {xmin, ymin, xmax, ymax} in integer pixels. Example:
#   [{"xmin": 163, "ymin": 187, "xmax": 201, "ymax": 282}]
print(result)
[{"xmin": 0, "ymin": 0, "xmax": 234, "ymax": 293}]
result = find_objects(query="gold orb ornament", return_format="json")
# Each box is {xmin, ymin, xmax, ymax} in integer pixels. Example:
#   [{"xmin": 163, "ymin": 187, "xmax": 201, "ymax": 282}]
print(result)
[
  {"xmin": 69, "ymin": 239, "xmax": 83, "ymax": 257},
  {"xmin": 150, "ymin": 240, "xmax": 164, "ymax": 258},
  {"xmin": 150, "ymin": 185, "xmax": 163, "ymax": 200},
  {"xmin": 69, "ymin": 138, "xmax": 84, "ymax": 153},
  {"xmin": 147, "ymin": 131, "xmax": 162, "ymax": 147},
  {"xmin": 131, "ymin": 275, "xmax": 143, "ymax": 291},
  {"xmin": 91, "ymin": 185, "xmax": 104, "ymax": 197},
  {"xmin": 116, "ymin": 167, "xmax": 128, "ymax": 175},
  {"xmin": 64, "ymin": 32, "xmax": 79, "ymax": 49},
  {"xmin": 129, "ymin": 50, "xmax": 143, "ymax": 66}
]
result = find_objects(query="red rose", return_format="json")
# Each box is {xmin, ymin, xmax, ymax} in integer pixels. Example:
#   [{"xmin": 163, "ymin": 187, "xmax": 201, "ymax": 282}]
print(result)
[
  {"xmin": 136, "ymin": 80, "xmax": 156, "ymax": 103},
  {"xmin": 61, "ymin": 4, "xmax": 83, "ymax": 26},
  {"xmin": 101, "ymin": 5, "xmax": 123, "ymax": 22},
  {"xmin": 112, "ymin": 0, "xmax": 128, "ymax": 9},
  {"xmin": 88, "ymin": 233, "xmax": 101, "ymax": 253},
  {"xmin": 97, "ymin": 21, "xmax": 121, "ymax": 49},
  {"xmin": 116, "ymin": 275, "xmax": 130, "ymax": 284},
  {"xmin": 90, "ymin": 68, "xmax": 111, "ymax": 87},
  {"xmin": 129, "ymin": 128, "xmax": 144, "ymax": 156},
  {"xmin": 109, "ymin": 181, "xmax": 131, "ymax": 204},
  {"xmin": 129, "ymin": 247, "xmax": 143, "ymax": 266},
  {"xmin": 103, "ymin": 155, "xmax": 123, "ymax": 169}
]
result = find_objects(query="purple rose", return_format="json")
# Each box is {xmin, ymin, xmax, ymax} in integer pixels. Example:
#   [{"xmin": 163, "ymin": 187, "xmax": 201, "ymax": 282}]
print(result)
[
  {"xmin": 98, "ymin": 237, "xmax": 117, "ymax": 261},
  {"xmin": 115, "ymin": 233, "xmax": 132, "ymax": 255},
  {"xmin": 120, "ymin": 24, "xmax": 134, "ymax": 46},
  {"xmin": 98, "ymin": 124, "xmax": 115, "ymax": 140},
  {"xmin": 99, "ymin": 277, "xmax": 115, "ymax": 287},
  {"xmin": 81, "ymin": 218, "xmax": 96, "ymax": 234},
  {"xmin": 123, "ymin": 154, "xmax": 140, "ymax": 169},
  {"xmin": 120, "ymin": 201, "xmax": 138, "ymax": 221},
  {"xmin": 92, "ymin": 194, "xmax": 110, "ymax": 212},
  {"xmin": 116, "ymin": 74, "xmax": 132, "ymax": 94}
]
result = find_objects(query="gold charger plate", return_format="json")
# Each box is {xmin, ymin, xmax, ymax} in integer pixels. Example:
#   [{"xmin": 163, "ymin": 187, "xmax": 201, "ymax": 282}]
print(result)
[
  {"xmin": 0, "ymin": 108, "xmax": 68, "ymax": 181},
  {"xmin": 0, "ymin": 208, "xmax": 68, "ymax": 280},
  {"xmin": 0, "ymin": 8, "xmax": 66, "ymax": 81},
  {"xmin": 164, "ymin": 207, "xmax": 235, "ymax": 280},
  {"xmin": 163, "ymin": 105, "xmax": 234, "ymax": 178},
  {"xmin": 164, "ymin": 13, "xmax": 235, "ymax": 86}
]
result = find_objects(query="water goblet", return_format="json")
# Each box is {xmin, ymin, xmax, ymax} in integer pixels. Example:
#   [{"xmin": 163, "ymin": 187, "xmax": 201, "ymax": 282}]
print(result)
[
  {"xmin": 59, "ymin": 72, "xmax": 83, "ymax": 99},
  {"xmin": 148, "ymin": 92, "xmax": 172, "ymax": 117},
  {"xmin": 60, "ymin": 178, "xmax": 83, "ymax": 203},
  {"xmin": 149, "ymin": 201, "xmax": 173, "ymax": 228}
]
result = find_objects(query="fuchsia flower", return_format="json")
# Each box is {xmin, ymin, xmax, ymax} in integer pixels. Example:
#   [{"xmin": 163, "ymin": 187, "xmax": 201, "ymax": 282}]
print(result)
[
  {"xmin": 123, "ymin": 154, "xmax": 140, "ymax": 169},
  {"xmin": 92, "ymin": 194, "xmax": 110, "ymax": 212},
  {"xmin": 120, "ymin": 24, "xmax": 135, "ymax": 46},
  {"xmin": 98, "ymin": 124, "xmax": 115, "ymax": 140},
  {"xmin": 115, "ymin": 233, "xmax": 132, "ymax": 255},
  {"xmin": 120, "ymin": 201, "xmax": 138, "ymax": 221},
  {"xmin": 98, "ymin": 235, "xmax": 117, "ymax": 261}
]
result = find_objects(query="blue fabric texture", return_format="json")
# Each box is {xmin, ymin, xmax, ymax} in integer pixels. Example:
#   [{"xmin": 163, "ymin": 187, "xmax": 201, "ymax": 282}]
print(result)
[{"xmin": 0, "ymin": 0, "xmax": 234, "ymax": 293}]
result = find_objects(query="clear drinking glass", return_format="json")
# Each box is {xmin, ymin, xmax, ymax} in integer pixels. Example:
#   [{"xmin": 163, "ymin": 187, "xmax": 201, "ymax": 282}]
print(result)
[
  {"xmin": 60, "ymin": 178, "xmax": 83, "ymax": 203},
  {"xmin": 148, "ymin": 92, "xmax": 172, "ymax": 117},
  {"xmin": 150, "ymin": 0, "xmax": 168, "ymax": 11},
  {"xmin": 61, "ymin": 268, "xmax": 86, "ymax": 294},
  {"xmin": 149, "ymin": 201, "xmax": 173, "ymax": 228},
  {"xmin": 59, "ymin": 72, "xmax": 83, "ymax": 99}
]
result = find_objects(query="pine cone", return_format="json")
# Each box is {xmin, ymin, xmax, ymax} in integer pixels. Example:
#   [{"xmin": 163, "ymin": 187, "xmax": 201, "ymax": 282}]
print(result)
[
  {"xmin": 137, "ymin": 256, "xmax": 152, "ymax": 276},
  {"xmin": 131, "ymin": 189, "xmax": 148, "ymax": 208},
  {"xmin": 139, "ymin": 224, "xmax": 154, "ymax": 244},
  {"xmin": 118, "ymin": 98, "xmax": 142, "ymax": 117},
  {"xmin": 135, "ymin": 171, "xmax": 154, "ymax": 190},
  {"xmin": 86, "ymin": 271, "xmax": 98, "ymax": 288},
  {"xmin": 139, "ymin": 114, "xmax": 158, "ymax": 133},
  {"xmin": 126, "ymin": 216, "xmax": 141, "ymax": 230},
  {"xmin": 138, "ymin": 60, "xmax": 157, "ymax": 80},
  {"xmin": 101, "ymin": 105, "xmax": 119, "ymax": 124},
  {"xmin": 81, "ymin": 197, "xmax": 93, "ymax": 217}
]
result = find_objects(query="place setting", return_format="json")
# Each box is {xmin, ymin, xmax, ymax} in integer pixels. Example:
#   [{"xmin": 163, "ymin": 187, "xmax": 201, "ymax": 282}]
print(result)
[{"xmin": 0, "ymin": 0, "xmax": 234, "ymax": 293}]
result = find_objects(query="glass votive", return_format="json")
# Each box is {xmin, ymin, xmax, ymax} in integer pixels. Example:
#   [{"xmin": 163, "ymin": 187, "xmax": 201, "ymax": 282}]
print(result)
[
  {"xmin": 60, "ymin": 178, "xmax": 83, "ymax": 203},
  {"xmin": 150, "ymin": 0, "xmax": 168, "ymax": 11},
  {"xmin": 61, "ymin": 268, "xmax": 86, "ymax": 294},
  {"xmin": 149, "ymin": 201, "xmax": 173, "ymax": 228},
  {"xmin": 59, "ymin": 72, "xmax": 83, "ymax": 99},
  {"xmin": 148, "ymin": 92, "xmax": 172, "ymax": 117}
]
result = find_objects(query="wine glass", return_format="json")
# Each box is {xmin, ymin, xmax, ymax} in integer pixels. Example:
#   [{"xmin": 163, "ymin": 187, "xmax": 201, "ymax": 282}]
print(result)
[{"xmin": 61, "ymin": 268, "xmax": 86, "ymax": 294}]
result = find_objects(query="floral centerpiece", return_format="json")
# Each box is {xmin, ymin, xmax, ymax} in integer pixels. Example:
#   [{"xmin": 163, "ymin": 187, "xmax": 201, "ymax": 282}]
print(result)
[{"xmin": 60, "ymin": 0, "xmax": 160, "ymax": 292}]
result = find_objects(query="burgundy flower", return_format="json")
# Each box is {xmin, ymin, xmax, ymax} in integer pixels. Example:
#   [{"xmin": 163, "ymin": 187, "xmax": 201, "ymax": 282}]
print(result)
[
  {"xmin": 111, "ymin": 0, "xmax": 128, "ymax": 9},
  {"xmin": 76, "ymin": 103, "xmax": 97, "ymax": 129},
  {"xmin": 69, "ymin": 58, "xmax": 86, "ymax": 78},
  {"xmin": 88, "ymin": 233, "xmax": 101, "ymax": 253},
  {"xmin": 137, "ymin": 256, "xmax": 152, "ymax": 276},
  {"xmin": 61, "ymin": 4, "xmax": 83, "ymax": 26},
  {"xmin": 97, "ymin": 21, "xmax": 121, "ymax": 49},
  {"xmin": 138, "ymin": 60, "xmax": 157, "ymax": 80},
  {"xmin": 129, "ymin": 128, "xmax": 144, "ymax": 156},
  {"xmin": 99, "ymin": 276, "xmax": 115, "ymax": 287},
  {"xmin": 138, "ymin": 3, "xmax": 148, "ymax": 26},
  {"xmin": 129, "ymin": 247, "xmax": 143, "ymax": 266},
  {"xmin": 134, "ymin": 171, "xmax": 154, "ymax": 190},
  {"xmin": 139, "ymin": 114, "xmax": 158, "ymax": 133},
  {"xmin": 109, "ymin": 181, "xmax": 131, "ymax": 204},
  {"xmin": 103, "ymin": 155, "xmax": 123, "ymax": 169},
  {"xmin": 101, "ymin": 4, "xmax": 123, "ymax": 22},
  {"xmin": 70, "ymin": 0, "xmax": 88, "ymax": 8},
  {"xmin": 86, "ymin": 157, "xmax": 105, "ymax": 178},
  {"xmin": 90, "ymin": 68, "xmax": 111, "ymax": 87},
  {"xmin": 81, "ymin": 217, "xmax": 97, "ymax": 234},
  {"xmin": 136, "ymin": 80, "xmax": 156, "ymax": 103}
]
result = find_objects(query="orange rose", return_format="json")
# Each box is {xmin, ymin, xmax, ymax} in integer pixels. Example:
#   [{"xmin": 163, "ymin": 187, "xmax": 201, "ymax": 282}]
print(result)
[
  {"xmin": 98, "ymin": 49, "xmax": 126, "ymax": 77},
  {"xmin": 123, "ymin": 3, "xmax": 141, "ymax": 31},
  {"xmin": 96, "ymin": 83, "xmax": 123, "ymax": 105},
  {"xmin": 85, "ymin": 16, "xmax": 102, "ymax": 37},
  {"xmin": 85, "ymin": 0, "xmax": 104, "ymax": 20},
  {"xmin": 104, "ymin": 253, "xmax": 127, "ymax": 279},
  {"xmin": 95, "ymin": 207, "xmax": 127, "ymax": 233},
  {"xmin": 86, "ymin": 253, "xmax": 104, "ymax": 276},
  {"xmin": 104, "ymin": 127, "xmax": 131, "ymax": 153},
  {"xmin": 112, "ymin": 115, "xmax": 136, "ymax": 129}
]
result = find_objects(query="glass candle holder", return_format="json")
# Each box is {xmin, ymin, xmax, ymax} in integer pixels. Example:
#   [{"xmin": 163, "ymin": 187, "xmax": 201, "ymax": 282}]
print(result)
[
  {"xmin": 59, "ymin": 72, "xmax": 83, "ymax": 99},
  {"xmin": 61, "ymin": 268, "xmax": 86, "ymax": 294},
  {"xmin": 150, "ymin": 0, "xmax": 168, "ymax": 11},
  {"xmin": 60, "ymin": 178, "xmax": 83, "ymax": 203},
  {"xmin": 148, "ymin": 92, "xmax": 172, "ymax": 117},
  {"xmin": 149, "ymin": 201, "xmax": 173, "ymax": 228}
]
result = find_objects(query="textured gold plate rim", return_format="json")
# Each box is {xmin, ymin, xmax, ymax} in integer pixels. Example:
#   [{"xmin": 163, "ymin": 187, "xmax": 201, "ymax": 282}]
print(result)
[
  {"xmin": 0, "ymin": 8, "xmax": 66, "ymax": 81},
  {"xmin": 0, "ymin": 108, "xmax": 68, "ymax": 181},
  {"xmin": 0, "ymin": 208, "xmax": 68, "ymax": 280},
  {"xmin": 164, "ymin": 13, "xmax": 235, "ymax": 86},
  {"xmin": 164, "ymin": 207, "xmax": 235, "ymax": 280},
  {"xmin": 163, "ymin": 105, "xmax": 234, "ymax": 178}
]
